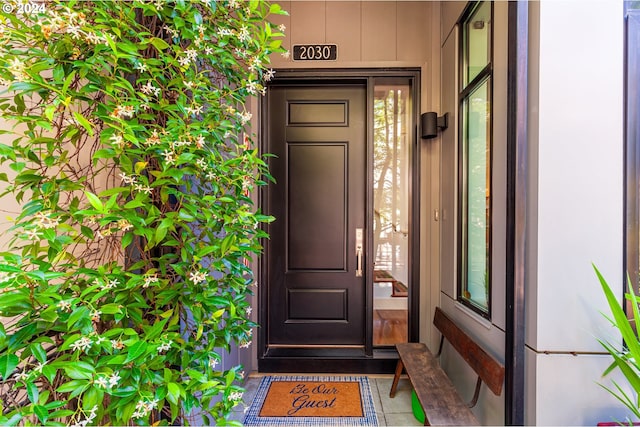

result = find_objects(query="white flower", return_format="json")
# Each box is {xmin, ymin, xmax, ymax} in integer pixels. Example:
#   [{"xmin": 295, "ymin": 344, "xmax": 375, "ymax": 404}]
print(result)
[
  {"xmin": 178, "ymin": 56, "xmax": 191, "ymax": 67},
  {"xmin": 185, "ymin": 49, "xmax": 197, "ymax": 61},
  {"xmin": 246, "ymin": 80, "xmax": 258, "ymax": 95},
  {"xmin": 140, "ymin": 81, "xmax": 160, "ymax": 97},
  {"xmin": 186, "ymin": 104, "xmax": 203, "ymax": 115},
  {"xmin": 102, "ymin": 278, "xmax": 118, "ymax": 290},
  {"xmin": 117, "ymin": 219, "xmax": 133, "ymax": 231},
  {"xmin": 196, "ymin": 158, "xmax": 207, "ymax": 169},
  {"xmin": 246, "ymin": 307, "xmax": 253, "ymax": 316},
  {"xmin": 229, "ymin": 391, "xmax": 243, "ymax": 401},
  {"xmin": 23, "ymin": 228, "xmax": 41, "ymax": 241},
  {"xmin": 263, "ymin": 69, "xmax": 275, "ymax": 82},
  {"xmin": 240, "ymin": 340, "xmax": 251, "ymax": 349},
  {"xmin": 94, "ymin": 375, "xmax": 108, "ymax": 389},
  {"xmin": 110, "ymin": 133, "xmax": 124, "ymax": 148},
  {"xmin": 118, "ymin": 172, "xmax": 136, "ymax": 185},
  {"xmin": 204, "ymin": 46, "xmax": 214, "ymax": 55},
  {"xmin": 143, "ymin": 274, "xmax": 159, "ymax": 288},
  {"xmin": 13, "ymin": 371, "xmax": 29, "ymax": 382},
  {"xmin": 278, "ymin": 24, "xmax": 286, "ymax": 33},
  {"xmin": 162, "ymin": 149, "xmax": 176, "ymax": 165},
  {"xmin": 134, "ymin": 62, "xmax": 148, "ymax": 73},
  {"xmin": 35, "ymin": 212, "xmax": 59, "ymax": 229},
  {"xmin": 209, "ymin": 357, "xmax": 219, "ymax": 368},
  {"xmin": 237, "ymin": 25, "xmax": 250, "ymax": 42},
  {"xmin": 111, "ymin": 339, "xmax": 124, "ymax": 350},
  {"xmin": 67, "ymin": 24, "xmax": 82, "ymax": 39},
  {"xmin": 108, "ymin": 371, "xmax": 121, "ymax": 388},
  {"xmin": 90, "ymin": 309, "xmax": 102, "ymax": 321},
  {"xmin": 7, "ymin": 57, "xmax": 27, "ymax": 81},
  {"xmin": 157, "ymin": 340, "xmax": 172, "ymax": 353},
  {"xmin": 57, "ymin": 300, "xmax": 72, "ymax": 312},
  {"xmin": 238, "ymin": 111, "xmax": 252, "ymax": 126},
  {"xmin": 134, "ymin": 184, "xmax": 153, "ymax": 194},
  {"xmin": 281, "ymin": 50, "xmax": 290, "ymax": 59},
  {"xmin": 132, "ymin": 398, "xmax": 159, "ymax": 419},
  {"xmin": 249, "ymin": 56, "xmax": 262, "ymax": 71},
  {"xmin": 189, "ymin": 270, "xmax": 206, "ymax": 284},
  {"xmin": 70, "ymin": 336, "xmax": 93, "ymax": 352}
]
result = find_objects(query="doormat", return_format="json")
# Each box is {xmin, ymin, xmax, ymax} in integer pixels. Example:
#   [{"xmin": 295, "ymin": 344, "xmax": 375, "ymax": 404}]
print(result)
[{"xmin": 243, "ymin": 375, "xmax": 378, "ymax": 426}]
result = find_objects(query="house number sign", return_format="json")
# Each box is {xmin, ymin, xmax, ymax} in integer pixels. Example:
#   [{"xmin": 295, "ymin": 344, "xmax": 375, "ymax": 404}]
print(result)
[{"xmin": 292, "ymin": 44, "xmax": 338, "ymax": 61}]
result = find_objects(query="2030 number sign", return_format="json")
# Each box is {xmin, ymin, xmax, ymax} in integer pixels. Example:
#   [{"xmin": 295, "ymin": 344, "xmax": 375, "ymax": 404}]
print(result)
[{"xmin": 293, "ymin": 44, "xmax": 338, "ymax": 61}]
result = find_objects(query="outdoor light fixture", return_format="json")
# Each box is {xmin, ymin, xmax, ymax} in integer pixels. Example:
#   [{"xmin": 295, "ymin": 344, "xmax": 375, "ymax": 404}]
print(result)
[{"xmin": 421, "ymin": 112, "xmax": 449, "ymax": 139}]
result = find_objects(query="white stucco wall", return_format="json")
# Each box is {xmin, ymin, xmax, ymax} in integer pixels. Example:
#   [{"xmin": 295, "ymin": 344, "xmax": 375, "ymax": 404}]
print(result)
[{"xmin": 526, "ymin": 0, "xmax": 629, "ymax": 424}]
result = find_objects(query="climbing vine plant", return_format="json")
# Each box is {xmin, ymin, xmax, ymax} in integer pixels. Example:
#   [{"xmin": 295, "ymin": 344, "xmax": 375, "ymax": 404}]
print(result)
[{"xmin": 0, "ymin": 0, "xmax": 285, "ymax": 425}]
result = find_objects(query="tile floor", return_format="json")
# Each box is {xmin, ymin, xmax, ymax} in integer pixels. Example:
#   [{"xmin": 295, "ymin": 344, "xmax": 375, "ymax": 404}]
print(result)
[{"xmin": 230, "ymin": 374, "xmax": 422, "ymax": 426}]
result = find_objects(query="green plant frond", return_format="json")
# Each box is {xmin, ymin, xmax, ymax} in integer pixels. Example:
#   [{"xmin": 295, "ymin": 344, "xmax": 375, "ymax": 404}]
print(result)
[{"xmin": 599, "ymin": 381, "xmax": 640, "ymax": 420}]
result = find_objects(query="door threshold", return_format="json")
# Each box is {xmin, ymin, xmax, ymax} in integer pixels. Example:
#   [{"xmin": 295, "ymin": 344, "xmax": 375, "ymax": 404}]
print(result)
[{"xmin": 258, "ymin": 347, "xmax": 399, "ymax": 374}]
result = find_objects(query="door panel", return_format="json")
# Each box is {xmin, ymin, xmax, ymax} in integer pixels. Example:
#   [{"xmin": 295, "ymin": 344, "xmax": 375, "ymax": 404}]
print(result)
[{"xmin": 266, "ymin": 85, "xmax": 366, "ymax": 347}]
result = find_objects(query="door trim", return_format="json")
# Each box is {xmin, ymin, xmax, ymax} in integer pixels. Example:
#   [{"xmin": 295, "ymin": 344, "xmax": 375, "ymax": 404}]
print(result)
[{"xmin": 258, "ymin": 69, "xmax": 421, "ymax": 373}]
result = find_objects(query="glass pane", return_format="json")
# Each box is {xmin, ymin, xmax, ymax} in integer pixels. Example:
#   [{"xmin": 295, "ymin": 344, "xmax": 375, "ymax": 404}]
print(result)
[
  {"xmin": 465, "ymin": 1, "xmax": 491, "ymax": 85},
  {"xmin": 373, "ymin": 82, "xmax": 410, "ymax": 346},
  {"xmin": 462, "ymin": 79, "xmax": 490, "ymax": 312}
]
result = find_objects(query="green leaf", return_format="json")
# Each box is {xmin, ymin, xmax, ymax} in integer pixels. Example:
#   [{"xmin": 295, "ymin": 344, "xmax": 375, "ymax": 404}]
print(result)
[
  {"xmin": 84, "ymin": 191, "xmax": 103, "ymax": 211},
  {"xmin": 63, "ymin": 361, "xmax": 95, "ymax": 380},
  {"xmin": 167, "ymin": 382, "xmax": 180, "ymax": 405},
  {"xmin": 0, "ymin": 354, "xmax": 19, "ymax": 380},
  {"xmin": 56, "ymin": 379, "xmax": 89, "ymax": 393},
  {"xmin": 73, "ymin": 112, "xmax": 94, "ymax": 137},
  {"xmin": 33, "ymin": 405, "xmax": 49, "ymax": 424},
  {"xmin": 26, "ymin": 381, "xmax": 39, "ymax": 404},
  {"xmin": 125, "ymin": 340, "xmax": 147, "ymax": 362},
  {"xmin": 150, "ymin": 37, "xmax": 170, "ymax": 50},
  {"xmin": 29, "ymin": 343, "xmax": 47, "ymax": 364}
]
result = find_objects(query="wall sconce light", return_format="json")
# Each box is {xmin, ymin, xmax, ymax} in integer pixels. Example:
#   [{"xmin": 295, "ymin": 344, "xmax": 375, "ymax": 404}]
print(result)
[{"xmin": 421, "ymin": 112, "xmax": 449, "ymax": 139}]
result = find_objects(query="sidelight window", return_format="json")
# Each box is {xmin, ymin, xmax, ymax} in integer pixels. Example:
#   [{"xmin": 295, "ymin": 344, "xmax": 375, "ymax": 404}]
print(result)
[
  {"xmin": 458, "ymin": 1, "xmax": 493, "ymax": 317},
  {"xmin": 373, "ymin": 78, "xmax": 412, "ymax": 346}
]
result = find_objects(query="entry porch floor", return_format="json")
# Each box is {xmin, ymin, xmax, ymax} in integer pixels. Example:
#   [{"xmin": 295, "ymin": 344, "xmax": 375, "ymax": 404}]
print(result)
[{"xmin": 231, "ymin": 374, "xmax": 422, "ymax": 426}]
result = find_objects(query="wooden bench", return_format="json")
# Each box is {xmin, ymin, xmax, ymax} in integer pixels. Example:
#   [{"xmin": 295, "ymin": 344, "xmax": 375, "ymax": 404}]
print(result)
[{"xmin": 389, "ymin": 307, "xmax": 505, "ymax": 426}]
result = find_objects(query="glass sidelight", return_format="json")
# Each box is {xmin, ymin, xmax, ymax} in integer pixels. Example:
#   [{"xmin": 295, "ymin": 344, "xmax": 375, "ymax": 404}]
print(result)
[{"xmin": 372, "ymin": 78, "xmax": 412, "ymax": 347}]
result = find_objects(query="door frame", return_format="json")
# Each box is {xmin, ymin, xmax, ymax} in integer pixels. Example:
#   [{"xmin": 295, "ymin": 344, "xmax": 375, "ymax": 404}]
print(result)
[{"xmin": 258, "ymin": 69, "xmax": 421, "ymax": 373}]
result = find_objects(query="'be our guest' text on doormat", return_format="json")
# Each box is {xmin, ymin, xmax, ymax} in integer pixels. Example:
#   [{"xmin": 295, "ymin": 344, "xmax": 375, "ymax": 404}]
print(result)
[{"xmin": 243, "ymin": 376, "xmax": 379, "ymax": 426}]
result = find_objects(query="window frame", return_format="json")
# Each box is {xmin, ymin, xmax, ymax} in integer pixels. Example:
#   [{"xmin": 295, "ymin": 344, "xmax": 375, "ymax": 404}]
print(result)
[
  {"xmin": 625, "ymin": 4, "xmax": 640, "ymax": 311},
  {"xmin": 457, "ymin": 1, "xmax": 494, "ymax": 319}
]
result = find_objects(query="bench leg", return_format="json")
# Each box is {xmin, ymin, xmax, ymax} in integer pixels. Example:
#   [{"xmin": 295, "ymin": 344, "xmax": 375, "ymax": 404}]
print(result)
[{"xmin": 389, "ymin": 359, "xmax": 404, "ymax": 398}]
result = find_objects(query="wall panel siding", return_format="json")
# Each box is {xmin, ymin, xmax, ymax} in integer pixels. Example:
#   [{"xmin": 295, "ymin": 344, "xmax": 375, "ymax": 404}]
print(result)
[
  {"xmin": 326, "ymin": 2, "xmax": 362, "ymax": 62},
  {"xmin": 396, "ymin": 2, "xmax": 430, "ymax": 62},
  {"xmin": 290, "ymin": 1, "xmax": 326, "ymax": 44},
  {"xmin": 268, "ymin": 1, "xmax": 433, "ymax": 68},
  {"xmin": 361, "ymin": 1, "xmax": 397, "ymax": 61}
]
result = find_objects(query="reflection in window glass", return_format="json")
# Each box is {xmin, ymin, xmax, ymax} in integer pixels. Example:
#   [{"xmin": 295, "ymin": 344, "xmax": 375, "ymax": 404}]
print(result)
[
  {"xmin": 459, "ymin": 1, "xmax": 492, "ymax": 317},
  {"xmin": 465, "ymin": 1, "xmax": 491, "ymax": 85},
  {"xmin": 373, "ymin": 82, "xmax": 410, "ymax": 346},
  {"xmin": 462, "ymin": 80, "xmax": 490, "ymax": 310}
]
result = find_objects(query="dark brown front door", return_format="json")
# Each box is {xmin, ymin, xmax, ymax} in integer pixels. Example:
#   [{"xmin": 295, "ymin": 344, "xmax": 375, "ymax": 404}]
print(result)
[{"xmin": 265, "ymin": 84, "xmax": 366, "ymax": 350}]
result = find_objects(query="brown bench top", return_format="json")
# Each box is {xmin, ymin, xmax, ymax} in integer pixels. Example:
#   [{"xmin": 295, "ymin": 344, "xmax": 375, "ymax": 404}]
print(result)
[{"xmin": 395, "ymin": 342, "xmax": 479, "ymax": 426}]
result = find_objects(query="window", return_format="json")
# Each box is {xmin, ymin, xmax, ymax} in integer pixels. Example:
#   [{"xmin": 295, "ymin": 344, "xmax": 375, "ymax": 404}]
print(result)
[
  {"xmin": 458, "ymin": 1, "xmax": 493, "ymax": 317},
  {"xmin": 626, "ymin": 2, "xmax": 640, "ymax": 304},
  {"xmin": 372, "ymin": 78, "xmax": 413, "ymax": 346}
]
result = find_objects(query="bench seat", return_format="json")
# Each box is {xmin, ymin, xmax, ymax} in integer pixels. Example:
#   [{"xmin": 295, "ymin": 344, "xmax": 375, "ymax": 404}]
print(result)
[
  {"xmin": 389, "ymin": 307, "xmax": 505, "ymax": 426},
  {"xmin": 391, "ymin": 343, "xmax": 479, "ymax": 426}
]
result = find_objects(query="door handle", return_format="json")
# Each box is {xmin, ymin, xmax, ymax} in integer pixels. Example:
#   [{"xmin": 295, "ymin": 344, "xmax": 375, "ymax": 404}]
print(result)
[{"xmin": 355, "ymin": 228, "xmax": 363, "ymax": 277}]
